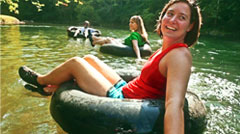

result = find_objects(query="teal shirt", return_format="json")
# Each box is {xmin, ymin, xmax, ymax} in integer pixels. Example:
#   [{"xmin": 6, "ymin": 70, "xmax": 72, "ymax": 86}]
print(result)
[{"xmin": 124, "ymin": 32, "xmax": 145, "ymax": 47}]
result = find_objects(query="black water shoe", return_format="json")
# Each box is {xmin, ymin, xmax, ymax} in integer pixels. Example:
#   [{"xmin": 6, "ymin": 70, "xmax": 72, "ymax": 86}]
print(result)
[
  {"xmin": 18, "ymin": 66, "xmax": 43, "ymax": 87},
  {"xmin": 87, "ymin": 29, "xmax": 95, "ymax": 47},
  {"xmin": 24, "ymin": 84, "xmax": 52, "ymax": 96}
]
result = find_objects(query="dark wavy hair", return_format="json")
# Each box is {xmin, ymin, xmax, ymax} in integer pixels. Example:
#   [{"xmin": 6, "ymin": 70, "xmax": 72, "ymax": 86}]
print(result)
[{"xmin": 156, "ymin": 0, "xmax": 202, "ymax": 47}]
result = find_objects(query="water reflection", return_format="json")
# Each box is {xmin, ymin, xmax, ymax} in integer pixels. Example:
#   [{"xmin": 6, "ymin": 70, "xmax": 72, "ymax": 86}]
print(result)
[
  {"xmin": 192, "ymin": 39, "xmax": 240, "ymax": 84},
  {"xmin": 0, "ymin": 25, "xmax": 239, "ymax": 134}
]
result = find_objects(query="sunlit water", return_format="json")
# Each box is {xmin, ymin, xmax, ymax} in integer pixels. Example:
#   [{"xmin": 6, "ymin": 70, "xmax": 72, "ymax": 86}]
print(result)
[{"xmin": 0, "ymin": 25, "xmax": 239, "ymax": 134}]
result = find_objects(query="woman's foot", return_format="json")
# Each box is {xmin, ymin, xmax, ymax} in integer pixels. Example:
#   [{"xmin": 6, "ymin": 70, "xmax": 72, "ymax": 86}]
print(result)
[
  {"xmin": 18, "ymin": 66, "xmax": 44, "ymax": 87},
  {"xmin": 24, "ymin": 84, "xmax": 52, "ymax": 96}
]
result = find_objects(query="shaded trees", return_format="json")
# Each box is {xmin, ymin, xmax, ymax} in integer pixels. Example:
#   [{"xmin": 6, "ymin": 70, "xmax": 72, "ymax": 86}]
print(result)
[
  {"xmin": 198, "ymin": 0, "xmax": 240, "ymax": 36},
  {"xmin": 1, "ymin": 0, "xmax": 240, "ymax": 36}
]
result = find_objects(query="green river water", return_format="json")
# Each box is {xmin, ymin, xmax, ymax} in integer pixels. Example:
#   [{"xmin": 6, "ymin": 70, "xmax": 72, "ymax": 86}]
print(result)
[{"xmin": 0, "ymin": 25, "xmax": 239, "ymax": 134}]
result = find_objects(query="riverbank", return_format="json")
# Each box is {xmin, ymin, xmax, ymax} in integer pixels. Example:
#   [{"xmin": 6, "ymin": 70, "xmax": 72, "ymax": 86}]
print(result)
[
  {"xmin": 200, "ymin": 28, "xmax": 240, "ymax": 41},
  {"xmin": 0, "ymin": 15, "xmax": 25, "ymax": 25}
]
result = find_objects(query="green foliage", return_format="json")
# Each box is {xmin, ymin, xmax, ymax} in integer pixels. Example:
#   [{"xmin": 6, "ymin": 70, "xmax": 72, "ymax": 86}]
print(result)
[
  {"xmin": 74, "ymin": 4, "xmax": 100, "ymax": 25},
  {"xmin": 0, "ymin": 0, "xmax": 82, "ymax": 14},
  {"xmin": 142, "ymin": 9, "xmax": 156, "ymax": 29},
  {"xmin": 1, "ymin": 0, "xmax": 240, "ymax": 36},
  {"xmin": 199, "ymin": 0, "xmax": 240, "ymax": 33},
  {"xmin": 0, "ymin": 0, "xmax": 19, "ymax": 14}
]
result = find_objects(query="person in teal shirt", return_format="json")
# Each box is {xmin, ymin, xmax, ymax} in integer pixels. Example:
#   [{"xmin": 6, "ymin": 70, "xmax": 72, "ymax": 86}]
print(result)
[{"xmin": 88, "ymin": 15, "xmax": 150, "ymax": 60}]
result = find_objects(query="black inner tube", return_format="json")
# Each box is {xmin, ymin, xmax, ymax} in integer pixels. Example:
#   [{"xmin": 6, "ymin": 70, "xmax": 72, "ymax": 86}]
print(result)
[{"xmin": 50, "ymin": 71, "xmax": 206, "ymax": 134}]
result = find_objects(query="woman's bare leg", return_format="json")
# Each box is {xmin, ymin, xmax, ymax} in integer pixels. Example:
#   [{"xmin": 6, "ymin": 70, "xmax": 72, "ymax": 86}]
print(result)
[
  {"xmin": 37, "ymin": 57, "xmax": 114, "ymax": 96},
  {"xmin": 92, "ymin": 36, "xmax": 112, "ymax": 45},
  {"xmin": 83, "ymin": 55, "xmax": 121, "ymax": 84}
]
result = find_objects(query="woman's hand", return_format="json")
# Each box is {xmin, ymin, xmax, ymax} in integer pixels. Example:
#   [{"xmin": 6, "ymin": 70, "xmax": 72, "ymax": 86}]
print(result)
[{"xmin": 135, "ymin": 58, "xmax": 147, "ymax": 64}]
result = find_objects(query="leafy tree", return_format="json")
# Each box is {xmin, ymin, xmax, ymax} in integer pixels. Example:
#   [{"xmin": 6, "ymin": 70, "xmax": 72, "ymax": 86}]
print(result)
[
  {"xmin": 199, "ymin": 0, "xmax": 240, "ymax": 34},
  {"xmin": 0, "ymin": 0, "xmax": 83, "ymax": 14},
  {"xmin": 1, "ymin": 0, "xmax": 239, "ymax": 37},
  {"xmin": 74, "ymin": 4, "xmax": 100, "ymax": 25}
]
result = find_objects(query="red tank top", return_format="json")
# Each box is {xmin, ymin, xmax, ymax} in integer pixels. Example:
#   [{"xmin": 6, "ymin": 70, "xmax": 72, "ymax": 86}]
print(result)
[{"xmin": 122, "ymin": 43, "xmax": 188, "ymax": 99}]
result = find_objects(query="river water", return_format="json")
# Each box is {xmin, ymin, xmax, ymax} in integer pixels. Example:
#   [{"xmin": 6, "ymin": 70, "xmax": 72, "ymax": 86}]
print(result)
[{"xmin": 0, "ymin": 25, "xmax": 239, "ymax": 134}]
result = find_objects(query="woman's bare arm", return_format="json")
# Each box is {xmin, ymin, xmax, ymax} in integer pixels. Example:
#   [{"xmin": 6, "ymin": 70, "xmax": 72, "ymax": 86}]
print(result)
[
  {"xmin": 132, "ymin": 40, "xmax": 141, "ymax": 59},
  {"xmin": 163, "ymin": 48, "xmax": 192, "ymax": 134}
]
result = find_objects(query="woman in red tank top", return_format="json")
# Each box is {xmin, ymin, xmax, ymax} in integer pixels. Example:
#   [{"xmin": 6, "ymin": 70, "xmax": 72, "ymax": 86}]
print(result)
[{"xmin": 18, "ymin": 0, "xmax": 202, "ymax": 133}]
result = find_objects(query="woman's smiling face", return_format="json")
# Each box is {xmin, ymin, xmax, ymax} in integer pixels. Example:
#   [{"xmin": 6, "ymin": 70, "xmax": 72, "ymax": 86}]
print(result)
[{"xmin": 161, "ymin": 2, "xmax": 193, "ymax": 43}]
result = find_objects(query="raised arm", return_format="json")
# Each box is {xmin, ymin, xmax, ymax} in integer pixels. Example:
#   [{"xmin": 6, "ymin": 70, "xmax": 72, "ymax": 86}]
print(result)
[{"xmin": 163, "ymin": 48, "xmax": 192, "ymax": 134}]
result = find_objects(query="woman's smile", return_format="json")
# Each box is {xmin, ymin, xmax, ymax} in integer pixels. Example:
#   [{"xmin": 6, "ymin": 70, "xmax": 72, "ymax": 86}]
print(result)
[{"xmin": 166, "ymin": 25, "xmax": 177, "ymax": 31}]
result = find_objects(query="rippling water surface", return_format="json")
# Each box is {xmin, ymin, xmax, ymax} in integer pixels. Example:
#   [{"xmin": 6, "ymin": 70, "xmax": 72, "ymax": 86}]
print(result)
[{"xmin": 0, "ymin": 25, "xmax": 239, "ymax": 134}]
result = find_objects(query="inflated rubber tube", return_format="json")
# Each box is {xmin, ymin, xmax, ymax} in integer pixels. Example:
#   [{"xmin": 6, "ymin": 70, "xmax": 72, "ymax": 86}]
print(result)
[
  {"xmin": 50, "ymin": 71, "xmax": 206, "ymax": 134},
  {"xmin": 99, "ymin": 44, "xmax": 152, "ymax": 57},
  {"xmin": 67, "ymin": 26, "xmax": 101, "ymax": 38}
]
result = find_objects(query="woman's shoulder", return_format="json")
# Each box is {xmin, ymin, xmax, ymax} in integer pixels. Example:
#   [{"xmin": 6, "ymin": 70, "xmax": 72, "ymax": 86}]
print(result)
[
  {"xmin": 167, "ymin": 47, "xmax": 192, "ymax": 64},
  {"xmin": 131, "ymin": 32, "xmax": 141, "ymax": 36}
]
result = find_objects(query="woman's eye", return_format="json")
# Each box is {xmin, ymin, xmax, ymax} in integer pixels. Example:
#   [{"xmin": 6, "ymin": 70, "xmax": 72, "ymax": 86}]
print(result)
[
  {"xmin": 179, "ymin": 16, "xmax": 186, "ymax": 20},
  {"xmin": 167, "ymin": 12, "xmax": 173, "ymax": 17}
]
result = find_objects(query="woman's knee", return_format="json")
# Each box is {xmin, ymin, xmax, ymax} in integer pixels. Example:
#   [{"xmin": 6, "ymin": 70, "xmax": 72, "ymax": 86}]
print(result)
[
  {"xmin": 68, "ymin": 56, "xmax": 85, "ymax": 65},
  {"xmin": 83, "ymin": 55, "xmax": 98, "ymax": 62},
  {"xmin": 105, "ymin": 37, "xmax": 113, "ymax": 43}
]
